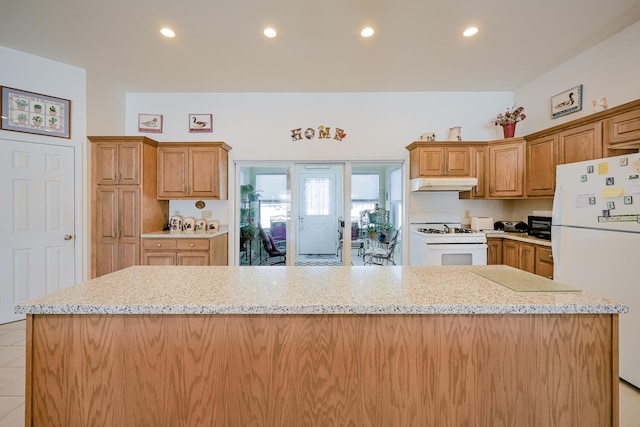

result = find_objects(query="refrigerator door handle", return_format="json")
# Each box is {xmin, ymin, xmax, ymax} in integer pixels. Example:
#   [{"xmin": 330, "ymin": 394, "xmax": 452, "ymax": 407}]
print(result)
[
  {"xmin": 551, "ymin": 225, "xmax": 561, "ymax": 280},
  {"xmin": 551, "ymin": 179, "xmax": 562, "ymax": 226}
]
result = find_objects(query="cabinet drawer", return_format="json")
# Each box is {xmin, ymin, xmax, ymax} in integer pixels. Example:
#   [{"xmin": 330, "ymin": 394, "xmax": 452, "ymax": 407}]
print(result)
[
  {"xmin": 143, "ymin": 239, "xmax": 177, "ymax": 250},
  {"xmin": 177, "ymin": 239, "xmax": 210, "ymax": 251}
]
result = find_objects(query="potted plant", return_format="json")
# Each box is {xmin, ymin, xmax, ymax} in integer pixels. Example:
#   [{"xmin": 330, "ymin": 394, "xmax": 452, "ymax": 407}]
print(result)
[
  {"xmin": 49, "ymin": 105, "xmax": 57, "ymax": 115},
  {"xmin": 239, "ymin": 224, "xmax": 259, "ymax": 245},
  {"xmin": 17, "ymin": 113, "xmax": 28, "ymax": 124},
  {"xmin": 48, "ymin": 117, "xmax": 57, "ymax": 128},
  {"xmin": 32, "ymin": 116, "xmax": 43, "ymax": 126},
  {"xmin": 33, "ymin": 104, "xmax": 42, "ymax": 113},
  {"xmin": 493, "ymin": 106, "xmax": 526, "ymax": 138},
  {"xmin": 240, "ymin": 183, "xmax": 263, "ymax": 202},
  {"xmin": 378, "ymin": 223, "xmax": 394, "ymax": 242},
  {"xmin": 14, "ymin": 99, "xmax": 28, "ymax": 110}
]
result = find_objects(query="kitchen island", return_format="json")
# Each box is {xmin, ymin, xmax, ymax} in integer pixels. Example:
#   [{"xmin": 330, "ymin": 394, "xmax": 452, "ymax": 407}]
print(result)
[{"xmin": 16, "ymin": 265, "xmax": 627, "ymax": 426}]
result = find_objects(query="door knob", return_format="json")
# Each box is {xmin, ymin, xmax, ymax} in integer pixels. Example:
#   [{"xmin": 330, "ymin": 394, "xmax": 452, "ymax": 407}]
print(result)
[{"xmin": 64, "ymin": 234, "xmax": 73, "ymax": 240}]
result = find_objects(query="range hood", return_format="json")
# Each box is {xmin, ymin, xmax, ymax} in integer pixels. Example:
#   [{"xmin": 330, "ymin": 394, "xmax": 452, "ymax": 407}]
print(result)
[{"xmin": 410, "ymin": 177, "xmax": 478, "ymax": 192}]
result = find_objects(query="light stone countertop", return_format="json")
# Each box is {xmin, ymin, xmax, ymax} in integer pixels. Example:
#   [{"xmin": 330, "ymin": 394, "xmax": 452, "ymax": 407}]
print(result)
[
  {"xmin": 485, "ymin": 231, "xmax": 552, "ymax": 247},
  {"xmin": 141, "ymin": 225, "xmax": 228, "ymax": 239},
  {"xmin": 15, "ymin": 265, "xmax": 627, "ymax": 316}
]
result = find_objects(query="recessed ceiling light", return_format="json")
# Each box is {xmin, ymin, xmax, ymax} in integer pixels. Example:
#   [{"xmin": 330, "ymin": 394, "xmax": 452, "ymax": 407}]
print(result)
[
  {"xmin": 264, "ymin": 27, "xmax": 277, "ymax": 38},
  {"xmin": 361, "ymin": 27, "xmax": 375, "ymax": 38},
  {"xmin": 160, "ymin": 27, "xmax": 175, "ymax": 38},
  {"xmin": 463, "ymin": 27, "xmax": 478, "ymax": 37}
]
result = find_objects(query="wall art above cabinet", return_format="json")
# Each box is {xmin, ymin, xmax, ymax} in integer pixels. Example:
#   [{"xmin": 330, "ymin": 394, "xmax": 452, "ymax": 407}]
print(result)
[{"xmin": 157, "ymin": 142, "xmax": 232, "ymax": 200}]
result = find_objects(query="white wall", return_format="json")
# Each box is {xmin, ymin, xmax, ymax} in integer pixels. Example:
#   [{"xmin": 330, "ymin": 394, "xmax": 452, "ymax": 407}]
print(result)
[
  {"xmin": 0, "ymin": 46, "xmax": 88, "ymax": 280},
  {"xmin": 515, "ymin": 21, "xmax": 640, "ymax": 134},
  {"xmin": 126, "ymin": 91, "xmax": 514, "ymax": 160}
]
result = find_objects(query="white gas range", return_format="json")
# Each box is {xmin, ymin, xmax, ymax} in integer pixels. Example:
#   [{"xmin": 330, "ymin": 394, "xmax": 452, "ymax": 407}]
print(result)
[{"xmin": 409, "ymin": 214, "xmax": 488, "ymax": 266}]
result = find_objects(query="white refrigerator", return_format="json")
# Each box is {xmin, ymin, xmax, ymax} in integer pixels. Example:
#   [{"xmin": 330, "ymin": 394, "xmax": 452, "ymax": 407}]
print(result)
[{"xmin": 552, "ymin": 152, "xmax": 640, "ymax": 387}]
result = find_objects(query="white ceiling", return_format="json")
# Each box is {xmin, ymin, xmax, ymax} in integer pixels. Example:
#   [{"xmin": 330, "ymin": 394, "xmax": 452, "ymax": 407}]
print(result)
[{"xmin": 1, "ymin": 0, "xmax": 639, "ymax": 93}]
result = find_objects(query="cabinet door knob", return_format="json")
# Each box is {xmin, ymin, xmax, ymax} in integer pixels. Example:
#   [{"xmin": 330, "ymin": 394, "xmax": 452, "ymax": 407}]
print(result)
[
  {"xmin": 190, "ymin": 243, "xmax": 194, "ymax": 247},
  {"xmin": 157, "ymin": 243, "xmax": 161, "ymax": 247},
  {"xmin": 548, "ymin": 254, "xmax": 553, "ymax": 259}
]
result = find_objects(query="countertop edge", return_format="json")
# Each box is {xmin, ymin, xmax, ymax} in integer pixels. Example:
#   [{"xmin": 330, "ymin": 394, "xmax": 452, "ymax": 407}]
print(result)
[
  {"xmin": 15, "ymin": 303, "xmax": 628, "ymax": 315},
  {"xmin": 485, "ymin": 232, "xmax": 552, "ymax": 247},
  {"xmin": 141, "ymin": 225, "xmax": 228, "ymax": 238}
]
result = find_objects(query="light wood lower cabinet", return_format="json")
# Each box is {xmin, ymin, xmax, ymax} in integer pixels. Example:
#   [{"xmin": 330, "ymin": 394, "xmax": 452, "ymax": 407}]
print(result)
[
  {"xmin": 536, "ymin": 246, "xmax": 554, "ymax": 279},
  {"xmin": 487, "ymin": 238, "xmax": 502, "ymax": 265},
  {"xmin": 142, "ymin": 235, "xmax": 228, "ymax": 266},
  {"xmin": 26, "ymin": 313, "xmax": 618, "ymax": 426},
  {"xmin": 492, "ymin": 237, "xmax": 553, "ymax": 278}
]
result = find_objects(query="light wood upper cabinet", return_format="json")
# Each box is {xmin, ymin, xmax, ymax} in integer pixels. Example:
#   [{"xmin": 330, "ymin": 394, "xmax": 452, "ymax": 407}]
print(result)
[
  {"xmin": 558, "ymin": 122, "xmax": 603, "ymax": 165},
  {"xmin": 459, "ymin": 145, "xmax": 487, "ymax": 200},
  {"xmin": 526, "ymin": 134, "xmax": 557, "ymax": 198},
  {"xmin": 157, "ymin": 142, "xmax": 231, "ymax": 200},
  {"xmin": 94, "ymin": 142, "xmax": 141, "ymax": 185},
  {"xmin": 488, "ymin": 139, "xmax": 525, "ymax": 198},
  {"xmin": 605, "ymin": 107, "xmax": 640, "ymax": 146},
  {"xmin": 407, "ymin": 143, "xmax": 470, "ymax": 178}
]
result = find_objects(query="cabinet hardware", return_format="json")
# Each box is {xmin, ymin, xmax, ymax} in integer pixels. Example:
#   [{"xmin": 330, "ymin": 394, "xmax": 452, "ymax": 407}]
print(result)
[{"xmin": 157, "ymin": 243, "xmax": 161, "ymax": 247}]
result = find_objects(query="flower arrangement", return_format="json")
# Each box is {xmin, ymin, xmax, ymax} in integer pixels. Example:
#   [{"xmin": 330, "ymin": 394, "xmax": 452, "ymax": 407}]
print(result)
[{"xmin": 494, "ymin": 106, "xmax": 526, "ymax": 126}]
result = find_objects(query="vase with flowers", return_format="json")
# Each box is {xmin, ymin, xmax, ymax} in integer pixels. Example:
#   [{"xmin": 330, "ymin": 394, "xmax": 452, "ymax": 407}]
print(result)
[{"xmin": 494, "ymin": 106, "xmax": 526, "ymax": 138}]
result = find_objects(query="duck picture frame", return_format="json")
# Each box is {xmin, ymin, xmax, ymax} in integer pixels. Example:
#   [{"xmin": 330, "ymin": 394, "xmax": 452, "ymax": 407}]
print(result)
[
  {"xmin": 138, "ymin": 113, "xmax": 163, "ymax": 133},
  {"xmin": 189, "ymin": 113, "xmax": 213, "ymax": 133},
  {"xmin": 551, "ymin": 84, "xmax": 583, "ymax": 119}
]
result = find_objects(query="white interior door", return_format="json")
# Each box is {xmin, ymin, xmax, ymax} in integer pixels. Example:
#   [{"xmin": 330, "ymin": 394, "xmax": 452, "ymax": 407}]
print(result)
[
  {"xmin": 297, "ymin": 171, "xmax": 337, "ymax": 254},
  {"xmin": 0, "ymin": 140, "xmax": 76, "ymax": 323}
]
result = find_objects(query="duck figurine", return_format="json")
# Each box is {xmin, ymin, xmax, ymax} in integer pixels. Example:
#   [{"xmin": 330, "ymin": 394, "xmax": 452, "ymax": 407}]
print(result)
[{"xmin": 192, "ymin": 116, "xmax": 207, "ymax": 128}]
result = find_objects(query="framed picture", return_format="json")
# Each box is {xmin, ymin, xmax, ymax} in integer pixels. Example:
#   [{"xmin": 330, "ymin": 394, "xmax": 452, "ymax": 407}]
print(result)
[
  {"xmin": 138, "ymin": 114, "xmax": 163, "ymax": 133},
  {"xmin": 551, "ymin": 85, "xmax": 583, "ymax": 119},
  {"xmin": 1, "ymin": 86, "xmax": 71, "ymax": 138},
  {"xmin": 189, "ymin": 114, "xmax": 213, "ymax": 133}
]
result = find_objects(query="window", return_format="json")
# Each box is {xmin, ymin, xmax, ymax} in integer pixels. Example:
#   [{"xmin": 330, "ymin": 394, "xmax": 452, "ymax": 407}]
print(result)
[
  {"xmin": 255, "ymin": 174, "xmax": 288, "ymax": 228},
  {"xmin": 350, "ymin": 173, "xmax": 379, "ymax": 219}
]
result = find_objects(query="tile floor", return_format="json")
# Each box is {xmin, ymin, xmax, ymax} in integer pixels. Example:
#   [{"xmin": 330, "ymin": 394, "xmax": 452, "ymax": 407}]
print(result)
[{"xmin": 0, "ymin": 319, "xmax": 639, "ymax": 426}]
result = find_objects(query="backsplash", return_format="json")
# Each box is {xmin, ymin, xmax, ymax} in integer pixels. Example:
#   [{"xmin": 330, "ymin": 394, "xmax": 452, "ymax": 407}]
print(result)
[{"xmin": 409, "ymin": 192, "xmax": 553, "ymax": 225}]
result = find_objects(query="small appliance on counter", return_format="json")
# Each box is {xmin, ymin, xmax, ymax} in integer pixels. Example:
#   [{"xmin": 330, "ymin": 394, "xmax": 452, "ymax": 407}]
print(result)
[
  {"xmin": 527, "ymin": 215, "xmax": 552, "ymax": 240},
  {"xmin": 470, "ymin": 217, "xmax": 494, "ymax": 232},
  {"xmin": 493, "ymin": 220, "xmax": 528, "ymax": 233}
]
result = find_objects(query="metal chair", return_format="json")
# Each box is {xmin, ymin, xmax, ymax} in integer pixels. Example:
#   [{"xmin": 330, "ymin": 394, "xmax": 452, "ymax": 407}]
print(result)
[
  {"xmin": 363, "ymin": 228, "xmax": 399, "ymax": 266},
  {"xmin": 258, "ymin": 224, "xmax": 286, "ymax": 265}
]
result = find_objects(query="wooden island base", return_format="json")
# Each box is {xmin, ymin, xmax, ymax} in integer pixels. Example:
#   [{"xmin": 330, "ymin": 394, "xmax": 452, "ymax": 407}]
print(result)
[{"xmin": 26, "ymin": 313, "xmax": 618, "ymax": 426}]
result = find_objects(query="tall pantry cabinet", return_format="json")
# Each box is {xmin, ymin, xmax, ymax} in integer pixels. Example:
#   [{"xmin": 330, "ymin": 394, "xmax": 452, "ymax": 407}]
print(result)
[{"xmin": 89, "ymin": 136, "xmax": 168, "ymax": 278}]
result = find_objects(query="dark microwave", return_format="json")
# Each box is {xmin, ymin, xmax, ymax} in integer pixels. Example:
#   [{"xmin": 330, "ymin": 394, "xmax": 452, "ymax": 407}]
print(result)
[{"xmin": 527, "ymin": 216, "xmax": 552, "ymax": 240}]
